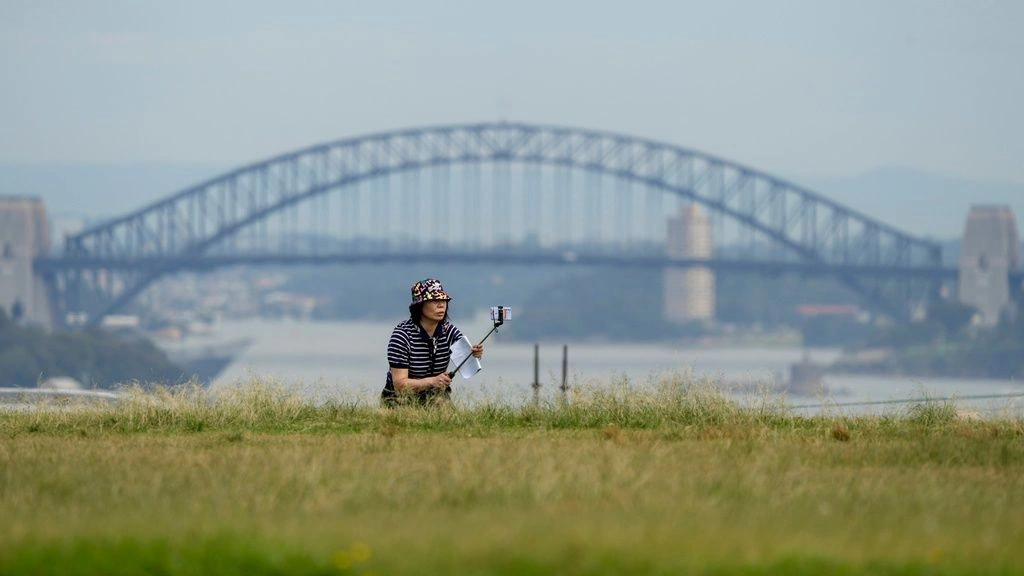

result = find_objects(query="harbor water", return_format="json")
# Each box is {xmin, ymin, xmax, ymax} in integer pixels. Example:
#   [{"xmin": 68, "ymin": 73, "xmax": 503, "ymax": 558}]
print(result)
[{"xmin": 208, "ymin": 317, "xmax": 1024, "ymax": 417}]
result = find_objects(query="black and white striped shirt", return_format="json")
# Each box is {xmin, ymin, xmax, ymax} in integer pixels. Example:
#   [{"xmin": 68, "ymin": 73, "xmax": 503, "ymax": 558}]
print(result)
[{"xmin": 382, "ymin": 319, "xmax": 464, "ymax": 403}]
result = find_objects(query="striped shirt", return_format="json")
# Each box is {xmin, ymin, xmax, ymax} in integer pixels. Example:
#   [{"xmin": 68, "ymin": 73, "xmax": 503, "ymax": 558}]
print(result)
[{"xmin": 382, "ymin": 319, "xmax": 464, "ymax": 404}]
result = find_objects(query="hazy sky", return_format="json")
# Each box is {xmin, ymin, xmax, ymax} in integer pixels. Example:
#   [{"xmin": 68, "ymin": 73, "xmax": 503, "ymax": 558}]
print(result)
[{"xmin": 2, "ymin": 0, "xmax": 1022, "ymax": 183}]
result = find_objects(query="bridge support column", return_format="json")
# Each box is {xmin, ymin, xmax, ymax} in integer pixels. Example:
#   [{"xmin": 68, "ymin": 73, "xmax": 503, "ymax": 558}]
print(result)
[
  {"xmin": 958, "ymin": 205, "xmax": 1020, "ymax": 326},
  {"xmin": 0, "ymin": 196, "xmax": 53, "ymax": 328},
  {"xmin": 663, "ymin": 204, "xmax": 715, "ymax": 323}
]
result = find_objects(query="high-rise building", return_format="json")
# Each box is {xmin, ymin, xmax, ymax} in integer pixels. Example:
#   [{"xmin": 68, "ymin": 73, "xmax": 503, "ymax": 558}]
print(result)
[
  {"xmin": 0, "ymin": 196, "xmax": 52, "ymax": 327},
  {"xmin": 958, "ymin": 205, "xmax": 1020, "ymax": 326},
  {"xmin": 663, "ymin": 204, "xmax": 714, "ymax": 323}
]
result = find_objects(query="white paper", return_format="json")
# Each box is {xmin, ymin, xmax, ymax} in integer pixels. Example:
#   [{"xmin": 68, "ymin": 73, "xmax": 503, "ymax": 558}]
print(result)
[{"xmin": 450, "ymin": 335, "xmax": 482, "ymax": 380}]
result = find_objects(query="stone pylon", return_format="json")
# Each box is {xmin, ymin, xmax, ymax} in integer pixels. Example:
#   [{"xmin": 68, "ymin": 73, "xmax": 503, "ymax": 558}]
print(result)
[
  {"xmin": 663, "ymin": 204, "xmax": 715, "ymax": 323},
  {"xmin": 958, "ymin": 205, "xmax": 1020, "ymax": 326},
  {"xmin": 0, "ymin": 196, "xmax": 52, "ymax": 327}
]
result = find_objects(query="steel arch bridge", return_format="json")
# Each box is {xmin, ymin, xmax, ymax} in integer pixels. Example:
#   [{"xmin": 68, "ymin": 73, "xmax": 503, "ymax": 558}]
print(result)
[{"xmin": 36, "ymin": 122, "xmax": 945, "ymax": 326}]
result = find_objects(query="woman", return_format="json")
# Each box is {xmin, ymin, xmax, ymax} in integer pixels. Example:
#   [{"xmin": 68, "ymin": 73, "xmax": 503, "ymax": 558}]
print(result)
[{"xmin": 382, "ymin": 278, "xmax": 483, "ymax": 405}]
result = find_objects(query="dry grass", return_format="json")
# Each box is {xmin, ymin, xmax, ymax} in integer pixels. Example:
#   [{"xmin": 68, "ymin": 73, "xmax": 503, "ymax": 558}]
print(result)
[{"xmin": 1, "ymin": 376, "xmax": 1022, "ymax": 575}]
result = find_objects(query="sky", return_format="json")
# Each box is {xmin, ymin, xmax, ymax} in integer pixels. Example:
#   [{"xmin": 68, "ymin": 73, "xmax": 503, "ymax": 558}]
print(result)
[{"xmin": 1, "ymin": 0, "xmax": 1023, "ymax": 185}]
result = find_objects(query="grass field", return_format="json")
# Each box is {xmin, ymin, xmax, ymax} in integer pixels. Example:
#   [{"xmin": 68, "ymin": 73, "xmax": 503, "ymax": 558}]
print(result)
[{"xmin": 1, "ymin": 378, "xmax": 1022, "ymax": 575}]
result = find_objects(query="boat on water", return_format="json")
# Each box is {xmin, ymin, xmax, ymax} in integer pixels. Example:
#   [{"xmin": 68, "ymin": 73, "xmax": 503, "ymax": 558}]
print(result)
[
  {"xmin": 141, "ymin": 313, "xmax": 253, "ymax": 386},
  {"xmin": 160, "ymin": 338, "xmax": 253, "ymax": 385}
]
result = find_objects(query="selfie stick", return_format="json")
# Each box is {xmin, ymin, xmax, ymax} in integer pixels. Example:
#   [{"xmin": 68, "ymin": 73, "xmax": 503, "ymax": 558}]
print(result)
[{"xmin": 448, "ymin": 306, "xmax": 506, "ymax": 378}]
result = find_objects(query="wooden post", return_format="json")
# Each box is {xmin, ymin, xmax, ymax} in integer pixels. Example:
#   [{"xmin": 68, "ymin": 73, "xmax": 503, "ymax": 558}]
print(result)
[
  {"xmin": 560, "ymin": 344, "xmax": 568, "ymax": 400},
  {"xmin": 532, "ymin": 343, "xmax": 540, "ymax": 405}
]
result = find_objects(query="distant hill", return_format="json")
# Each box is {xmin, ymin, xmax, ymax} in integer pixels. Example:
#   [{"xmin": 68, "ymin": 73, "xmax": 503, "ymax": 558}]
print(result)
[{"xmin": 2, "ymin": 162, "xmax": 1022, "ymax": 242}]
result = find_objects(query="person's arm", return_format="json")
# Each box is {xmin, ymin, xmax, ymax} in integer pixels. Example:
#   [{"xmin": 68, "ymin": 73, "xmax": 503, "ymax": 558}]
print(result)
[
  {"xmin": 450, "ymin": 325, "xmax": 484, "ymax": 359},
  {"xmin": 389, "ymin": 367, "xmax": 451, "ymax": 393}
]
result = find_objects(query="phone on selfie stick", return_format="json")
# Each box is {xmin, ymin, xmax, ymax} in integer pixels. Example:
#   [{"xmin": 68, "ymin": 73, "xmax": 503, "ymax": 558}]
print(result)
[{"xmin": 448, "ymin": 306, "xmax": 510, "ymax": 378}]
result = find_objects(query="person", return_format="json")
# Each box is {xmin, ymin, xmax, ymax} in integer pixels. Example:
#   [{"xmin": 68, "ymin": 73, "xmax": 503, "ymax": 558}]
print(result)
[{"xmin": 382, "ymin": 278, "xmax": 483, "ymax": 406}]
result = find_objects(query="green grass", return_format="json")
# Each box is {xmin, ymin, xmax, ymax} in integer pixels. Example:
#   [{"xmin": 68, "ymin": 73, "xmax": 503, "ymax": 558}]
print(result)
[{"xmin": 1, "ymin": 378, "xmax": 1022, "ymax": 575}]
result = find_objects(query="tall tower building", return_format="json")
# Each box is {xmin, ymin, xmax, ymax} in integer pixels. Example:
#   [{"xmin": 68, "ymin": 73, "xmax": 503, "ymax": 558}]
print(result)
[
  {"xmin": 663, "ymin": 204, "xmax": 715, "ymax": 323},
  {"xmin": 0, "ymin": 196, "xmax": 52, "ymax": 327},
  {"xmin": 957, "ymin": 205, "xmax": 1020, "ymax": 326}
]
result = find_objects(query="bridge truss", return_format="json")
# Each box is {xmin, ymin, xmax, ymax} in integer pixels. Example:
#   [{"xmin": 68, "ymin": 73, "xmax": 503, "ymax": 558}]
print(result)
[{"xmin": 38, "ymin": 122, "xmax": 944, "ymax": 325}]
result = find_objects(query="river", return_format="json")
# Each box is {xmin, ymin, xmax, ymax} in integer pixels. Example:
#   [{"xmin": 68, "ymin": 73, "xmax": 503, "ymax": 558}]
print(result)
[{"xmin": 207, "ymin": 317, "xmax": 1024, "ymax": 416}]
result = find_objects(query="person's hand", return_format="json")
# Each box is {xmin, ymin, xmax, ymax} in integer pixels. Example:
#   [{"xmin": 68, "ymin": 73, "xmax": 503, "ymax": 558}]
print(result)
[
  {"xmin": 433, "ymin": 372, "xmax": 452, "ymax": 388},
  {"xmin": 471, "ymin": 344, "xmax": 484, "ymax": 359}
]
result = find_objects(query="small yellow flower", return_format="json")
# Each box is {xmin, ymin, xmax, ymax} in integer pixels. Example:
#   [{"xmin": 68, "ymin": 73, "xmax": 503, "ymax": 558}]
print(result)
[
  {"xmin": 332, "ymin": 551, "xmax": 353, "ymax": 570},
  {"xmin": 350, "ymin": 542, "xmax": 373, "ymax": 563}
]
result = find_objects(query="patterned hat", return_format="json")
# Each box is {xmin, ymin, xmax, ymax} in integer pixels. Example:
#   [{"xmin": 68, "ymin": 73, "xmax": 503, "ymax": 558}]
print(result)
[{"xmin": 410, "ymin": 278, "xmax": 452, "ymax": 306}]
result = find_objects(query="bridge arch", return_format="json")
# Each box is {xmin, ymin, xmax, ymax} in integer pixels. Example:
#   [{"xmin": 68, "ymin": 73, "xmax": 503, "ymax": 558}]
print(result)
[{"xmin": 58, "ymin": 122, "xmax": 942, "ymax": 323}]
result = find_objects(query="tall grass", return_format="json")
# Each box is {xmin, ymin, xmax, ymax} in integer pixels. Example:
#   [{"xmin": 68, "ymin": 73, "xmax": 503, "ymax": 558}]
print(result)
[
  {"xmin": 5, "ymin": 373, "xmax": 1019, "ymax": 438},
  {"xmin": 2, "ymin": 375, "xmax": 1023, "ymax": 575}
]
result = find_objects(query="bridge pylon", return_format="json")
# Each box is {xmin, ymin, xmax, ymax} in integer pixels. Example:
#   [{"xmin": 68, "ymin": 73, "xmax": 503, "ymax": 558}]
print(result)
[
  {"xmin": 664, "ymin": 204, "xmax": 714, "ymax": 323},
  {"xmin": 0, "ymin": 196, "xmax": 53, "ymax": 328},
  {"xmin": 958, "ymin": 205, "xmax": 1020, "ymax": 326}
]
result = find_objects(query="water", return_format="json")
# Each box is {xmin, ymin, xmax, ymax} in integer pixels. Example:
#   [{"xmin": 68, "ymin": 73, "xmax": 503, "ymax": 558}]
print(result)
[{"xmin": 210, "ymin": 317, "xmax": 1024, "ymax": 416}]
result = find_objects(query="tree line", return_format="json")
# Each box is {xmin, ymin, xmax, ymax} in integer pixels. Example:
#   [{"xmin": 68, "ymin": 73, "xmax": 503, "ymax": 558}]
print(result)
[{"xmin": 0, "ymin": 308, "xmax": 185, "ymax": 389}]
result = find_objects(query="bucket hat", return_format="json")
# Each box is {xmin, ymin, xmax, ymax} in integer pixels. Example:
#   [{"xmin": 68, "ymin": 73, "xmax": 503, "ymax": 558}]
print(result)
[{"xmin": 409, "ymin": 278, "xmax": 452, "ymax": 307}]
